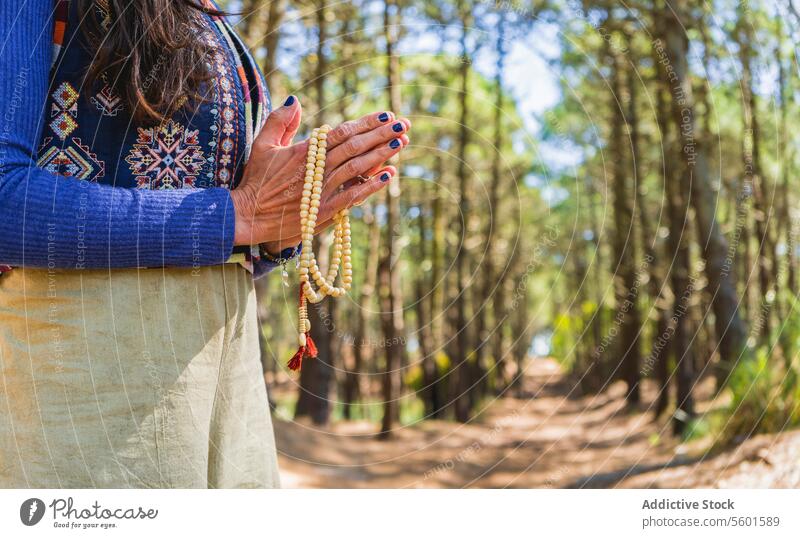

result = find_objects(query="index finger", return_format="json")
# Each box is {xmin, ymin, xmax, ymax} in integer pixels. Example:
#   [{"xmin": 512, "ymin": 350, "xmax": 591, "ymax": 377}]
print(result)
[{"xmin": 326, "ymin": 111, "xmax": 395, "ymax": 149}]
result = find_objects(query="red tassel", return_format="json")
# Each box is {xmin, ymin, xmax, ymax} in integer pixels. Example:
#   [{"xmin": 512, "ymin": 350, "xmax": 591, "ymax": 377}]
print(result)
[
  {"xmin": 305, "ymin": 332, "xmax": 318, "ymax": 358},
  {"xmin": 288, "ymin": 347, "xmax": 305, "ymax": 371},
  {"xmin": 289, "ymin": 286, "xmax": 319, "ymax": 371}
]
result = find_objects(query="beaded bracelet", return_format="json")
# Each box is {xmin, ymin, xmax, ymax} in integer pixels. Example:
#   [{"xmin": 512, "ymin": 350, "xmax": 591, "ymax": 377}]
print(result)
[{"xmin": 259, "ymin": 243, "xmax": 301, "ymax": 265}]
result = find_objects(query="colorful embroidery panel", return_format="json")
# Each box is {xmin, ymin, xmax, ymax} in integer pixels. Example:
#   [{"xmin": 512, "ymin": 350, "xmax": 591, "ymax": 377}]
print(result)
[
  {"xmin": 49, "ymin": 81, "xmax": 78, "ymax": 140},
  {"xmin": 37, "ymin": 137, "xmax": 105, "ymax": 182},
  {"xmin": 206, "ymin": 28, "xmax": 241, "ymax": 189},
  {"xmin": 91, "ymin": 83, "xmax": 123, "ymax": 117},
  {"xmin": 126, "ymin": 120, "xmax": 206, "ymax": 190}
]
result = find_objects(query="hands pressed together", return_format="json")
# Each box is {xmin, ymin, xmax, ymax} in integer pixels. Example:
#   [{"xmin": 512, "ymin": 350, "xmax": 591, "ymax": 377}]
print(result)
[{"xmin": 230, "ymin": 96, "xmax": 411, "ymax": 254}]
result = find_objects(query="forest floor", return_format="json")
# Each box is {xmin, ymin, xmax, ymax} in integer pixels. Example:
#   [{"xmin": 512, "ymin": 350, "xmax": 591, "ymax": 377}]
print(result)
[{"xmin": 272, "ymin": 358, "xmax": 800, "ymax": 488}]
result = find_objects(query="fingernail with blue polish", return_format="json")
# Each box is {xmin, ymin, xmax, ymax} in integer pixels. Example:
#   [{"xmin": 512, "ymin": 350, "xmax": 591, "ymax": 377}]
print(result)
[
  {"xmin": 380, "ymin": 173, "xmax": 391, "ymax": 182},
  {"xmin": 284, "ymin": 95, "xmax": 295, "ymax": 106},
  {"xmin": 390, "ymin": 139, "xmax": 401, "ymax": 149},
  {"xmin": 392, "ymin": 122, "xmax": 404, "ymax": 133},
  {"xmin": 379, "ymin": 112, "xmax": 390, "ymax": 122}
]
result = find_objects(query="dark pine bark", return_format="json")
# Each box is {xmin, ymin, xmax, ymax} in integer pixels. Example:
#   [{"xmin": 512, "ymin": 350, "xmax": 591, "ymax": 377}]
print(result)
[
  {"xmin": 295, "ymin": 0, "xmax": 334, "ymax": 425},
  {"xmin": 453, "ymin": 0, "xmax": 475, "ymax": 423},
  {"xmin": 628, "ymin": 40, "xmax": 669, "ymax": 416},
  {"xmin": 658, "ymin": 0, "xmax": 747, "ymax": 390},
  {"xmin": 606, "ymin": 19, "xmax": 641, "ymax": 405},
  {"xmin": 414, "ymin": 200, "xmax": 442, "ymax": 418},
  {"xmin": 735, "ymin": 7, "xmax": 774, "ymax": 340},
  {"xmin": 429, "ymin": 156, "xmax": 447, "ymax": 417},
  {"xmin": 342, "ymin": 202, "xmax": 381, "ymax": 419},
  {"xmin": 378, "ymin": 0, "xmax": 405, "ymax": 438}
]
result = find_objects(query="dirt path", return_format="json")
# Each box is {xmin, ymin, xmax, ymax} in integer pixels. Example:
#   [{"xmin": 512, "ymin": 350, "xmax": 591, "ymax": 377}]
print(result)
[{"xmin": 273, "ymin": 358, "xmax": 800, "ymax": 488}]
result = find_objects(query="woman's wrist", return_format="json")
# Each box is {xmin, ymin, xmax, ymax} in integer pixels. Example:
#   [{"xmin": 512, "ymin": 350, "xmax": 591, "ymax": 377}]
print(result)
[
  {"xmin": 230, "ymin": 188, "xmax": 255, "ymax": 246},
  {"xmin": 231, "ymin": 189, "xmax": 297, "ymax": 254},
  {"xmin": 263, "ymin": 239, "xmax": 300, "ymax": 256},
  {"xmin": 261, "ymin": 242, "xmax": 301, "ymax": 262}
]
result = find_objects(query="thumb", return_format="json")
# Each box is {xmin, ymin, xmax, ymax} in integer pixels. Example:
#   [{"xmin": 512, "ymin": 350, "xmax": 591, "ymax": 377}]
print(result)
[
  {"xmin": 281, "ymin": 98, "xmax": 302, "ymax": 146},
  {"xmin": 256, "ymin": 95, "xmax": 301, "ymax": 147}
]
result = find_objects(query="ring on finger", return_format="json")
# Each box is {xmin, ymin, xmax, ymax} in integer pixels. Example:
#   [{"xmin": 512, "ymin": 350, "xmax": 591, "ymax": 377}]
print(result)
[{"xmin": 356, "ymin": 174, "xmax": 371, "ymax": 183}]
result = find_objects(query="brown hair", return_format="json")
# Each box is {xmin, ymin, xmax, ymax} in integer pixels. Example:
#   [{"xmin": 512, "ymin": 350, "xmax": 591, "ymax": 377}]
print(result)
[{"xmin": 76, "ymin": 0, "xmax": 225, "ymax": 123}]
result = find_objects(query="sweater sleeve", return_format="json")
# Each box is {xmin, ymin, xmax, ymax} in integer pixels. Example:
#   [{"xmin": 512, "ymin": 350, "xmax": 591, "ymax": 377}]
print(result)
[{"xmin": 0, "ymin": 1, "xmax": 235, "ymax": 270}]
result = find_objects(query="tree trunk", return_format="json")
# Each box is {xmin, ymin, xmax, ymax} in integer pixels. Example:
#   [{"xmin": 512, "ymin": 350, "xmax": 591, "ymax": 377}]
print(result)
[
  {"xmin": 628, "ymin": 42, "xmax": 669, "ymax": 415},
  {"xmin": 429, "ymin": 156, "xmax": 447, "ymax": 416},
  {"xmin": 453, "ymin": 0, "xmax": 474, "ymax": 423},
  {"xmin": 480, "ymin": 9, "xmax": 507, "ymax": 393},
  {"xmin": 295, "ymin": 0, "xmax": 334, "ymax": 425},
  {"xmin": 606, "ymin": 20, "xmax": 641, "ymax": 405},
  {"xmin": 776, "ymin": 24, "xmax": 795, "ymax": 318},
  {"xmin": 239, "ymin": 0, "xmax": 287, "ymax": 88},
  {"xmin": 650, "ymin": 78, "xmax": 674, "ymax": 418},
  {"xmin": 655, "ymin": 0, "xmax": 702, "ymax": 434},
  {"xmin": 262, "ymin": 0, "xmax": 287, "ymax": 81},
  {"xmin": 656, "ymin": 0, "xmax": 747, "ymax": 389},
  {"xmin": 735, "ymin": 7, "xmax": 774, "ymax": 340},
  {"xmin": 657, "ymin": 80, "xmax": 695, "ymax": 436},
  {"xmin": 415, "ymin": 200, "xmax": 442, "ymax": 418},
  {"xmin": 378, "ymin": 0, "xmax": 405, "ymax": 438},
  {"xmin": 342, "ymin": 202, "xmax": 381, "ymax": 419}
]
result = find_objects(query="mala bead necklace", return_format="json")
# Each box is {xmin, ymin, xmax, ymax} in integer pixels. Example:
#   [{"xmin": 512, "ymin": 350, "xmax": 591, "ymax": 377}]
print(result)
[{"xmin": 288, "ymin": 124, "xmax": 353, "ymax": 371}]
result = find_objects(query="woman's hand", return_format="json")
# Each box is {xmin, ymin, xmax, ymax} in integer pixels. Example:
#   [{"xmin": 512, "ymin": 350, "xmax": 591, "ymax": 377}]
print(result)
[{"xmin": 230, "ymin": 96, "xmax": 411, "ymax": 253}]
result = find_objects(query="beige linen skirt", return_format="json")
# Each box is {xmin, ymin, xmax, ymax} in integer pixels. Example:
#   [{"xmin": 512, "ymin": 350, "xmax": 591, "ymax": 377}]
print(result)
[{"xmin": 0, "ymin": 264, "xmax": 280, "ymax": 488}]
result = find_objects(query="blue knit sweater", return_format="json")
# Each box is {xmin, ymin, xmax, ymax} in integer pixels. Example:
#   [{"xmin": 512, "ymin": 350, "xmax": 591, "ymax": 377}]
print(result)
[{"xmin": 0, "ymin": 1, "xmax": 277, "ymax": 273}]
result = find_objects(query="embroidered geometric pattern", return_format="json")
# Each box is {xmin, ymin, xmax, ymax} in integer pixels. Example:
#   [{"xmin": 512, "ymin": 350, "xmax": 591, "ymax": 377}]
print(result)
[
  {"xmin": 125, "ymin": 119, "xmax": 206, "ymax": 190},
  {"xmin": 91, "ymin": 83, "xmax": 123, "ymax": 116},
  {"xmin": 49, "ymin": 81, "xmax": 79, "ymax": 140},
  {"xmin": 37, "ymin": 137, "xmax": 106, "ymax": 182},
  {"xmin": 205, "ymin": 27, "xmax": 240, "ymax": 189}
]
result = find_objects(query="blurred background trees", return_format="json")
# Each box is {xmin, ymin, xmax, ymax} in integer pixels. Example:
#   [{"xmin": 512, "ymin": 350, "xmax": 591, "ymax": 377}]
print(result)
[{"xmin": 223, "ymin": 0, "xmax": 800, "ymax": 447}]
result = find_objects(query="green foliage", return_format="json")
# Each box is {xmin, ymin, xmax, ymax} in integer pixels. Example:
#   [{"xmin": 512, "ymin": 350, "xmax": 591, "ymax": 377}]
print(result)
[
  {"xmin": 550, "ymin": 310, "xmax": 583, "ymax": 370},
  {"xmin": 682, "ymin": 416, "xmax": 711, "ymax": 443},
  {"xmin": 717, "ymin": 344, "xmax": 800, "ymax": 445},
  {"xmin": 404, "ymin": 364, "xmax": 425, "ymax": 391},
  {"xmin": 777, "ymin": 302, "xmax": 800, "ymax": 363}
]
